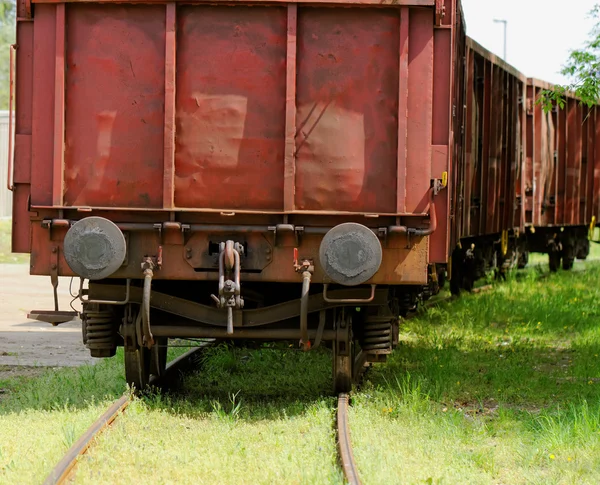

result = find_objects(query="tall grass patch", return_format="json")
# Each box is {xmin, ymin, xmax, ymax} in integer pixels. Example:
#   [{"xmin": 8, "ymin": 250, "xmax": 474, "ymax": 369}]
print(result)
[{"xmin": 351, "ymin": 262, "xmax": 600, "ymax": 484}]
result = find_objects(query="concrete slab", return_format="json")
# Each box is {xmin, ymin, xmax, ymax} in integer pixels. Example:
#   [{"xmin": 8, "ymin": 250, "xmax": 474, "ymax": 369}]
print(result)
[{"xmin": 0, "ymin": 264, "xmax": 95, "ymax": 367}]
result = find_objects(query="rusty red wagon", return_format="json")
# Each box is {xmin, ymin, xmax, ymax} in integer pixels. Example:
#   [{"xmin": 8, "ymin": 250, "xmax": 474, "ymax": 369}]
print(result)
[
  {"xmin": 10, "ymin": 0, "xmax": 598, "ymax": 391},
  {"xmin": 9, "ymin": 0, "xmax": 463, "ymax": 390},
  {"xmin": 523, "ymin": 79, "xmax": 600, "ymax": 271}
]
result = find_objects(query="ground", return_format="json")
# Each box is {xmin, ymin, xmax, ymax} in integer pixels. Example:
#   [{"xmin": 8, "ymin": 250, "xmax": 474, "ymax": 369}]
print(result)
[{"xmin": 0, "ymin": 263, "xmax": 94, "ymax": 370}]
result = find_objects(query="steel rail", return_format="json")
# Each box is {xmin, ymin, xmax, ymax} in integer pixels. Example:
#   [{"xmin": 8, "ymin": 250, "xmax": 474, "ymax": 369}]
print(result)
[
  {"xmin": 43, "ymin": 345, "xmax": 208, "ymax": 485},
  {"xmin": 337, "ymin": 393, "xmax": 362, "ymax": 485}
]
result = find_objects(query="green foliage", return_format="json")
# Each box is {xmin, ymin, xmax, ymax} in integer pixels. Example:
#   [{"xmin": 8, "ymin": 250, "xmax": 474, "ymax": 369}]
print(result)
[
  {"xmin": 540, "ymin": 4, "xmax": 600, "ymax": 111},
  {"xmin": 350, "ymin": 262, "xmax": 600, "ymax": 484},
  {"xmin": 0, "ymin": 0, "xmax": 15, "ymax": 111}
]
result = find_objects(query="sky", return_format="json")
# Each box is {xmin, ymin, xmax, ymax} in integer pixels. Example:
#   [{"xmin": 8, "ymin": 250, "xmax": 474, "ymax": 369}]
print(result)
[{"xmin": 461, "ymin": 0, "xmax": 598, "ymax": 84}]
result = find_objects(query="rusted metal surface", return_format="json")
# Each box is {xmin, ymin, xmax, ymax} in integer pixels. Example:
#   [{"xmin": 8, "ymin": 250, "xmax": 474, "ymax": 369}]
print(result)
[
  {"xmin": 337, "ymin": 393, "xmax": 362, "ymax": 485},
  {"xmin": 30, "ymin": 220, "xmax": 430, "ymax": 284},
  {"xmin": 64, "ymin": 5, "xmax": 166, "ymax": 208},
  {"xmin": 89, "ymin": 283, "xmax": 389, "ymax": 328},
  {"xmin": 455, "ymin": 38, "xmax": 527, "ymax": 240},
  {"xmin": 6, "ymin": 44, "xmax": 15, "ymax": 191},
  {"xmin": 283, "ymin": 4, "xmax": 297, "ymax": 213},
  {"xmin": 295, "ymin": 8, "xmax": 399, "ymax": 214},
  {"xmin": 526, "ymin": 79, "xmax": 599, "ymax": 228},
  {"xmin": 175, "ymin": 6, "xmax": 286, "ymax": 211},
  {"xmin": 16, "ymin": 0, "xmax": 461, "ymax": 287},
  {"xmin": 11, "ymin": 9, "xmax": 33, "ymax": 252},
  {"xmin": 33, "ymin": 0, "xmax": 436, "ymax": 4},
  {"xmin": 52, "ymin": 4, "xmax": 65, "ymax": 207},
  {"xmin": 163, "ymin": 3, "xmax": 176, "ymax": 209}
]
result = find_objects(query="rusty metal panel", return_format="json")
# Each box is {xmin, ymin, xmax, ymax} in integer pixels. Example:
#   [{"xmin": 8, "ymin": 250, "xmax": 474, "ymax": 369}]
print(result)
[
  {"xmin": 174, "ymin": 6, "xmax": 286, "ymax": 211},
  {"xmin": 283, "ymin": 5, "xmax": 297, "ymax": 213},
  {"xmin": 30, "ymin": 225, "xmax": 429, "ymax": 284},
  {"xmin": 10, "ymin": 17, "xmax": 34, "ymax": 251},
  {"xmin": 396, "ymin": 8, "xmax": 409, "ymax": 214},
  {"xmin": 32, "ymin": 0, "xmax": 436, "ymax": 5},
  {"xmin": 527, "ymin": 78, "xmax": 600, "ymax": 228},
  {"xmin": 460, "ymin": 38, "xmax": 527, "ymax": 239},
  {"xmin": 565, "ymin": 98, "xmax": 581, "ymax": 225},
  {"xmin": 429, "ymin": 23, "xmax": 452, "ymax": 262},
  {"xmin": 64, "ymin": 5, "xmax": 166, "ymax": 208},
  {"xmin": 595, "ymin": 109, "xmax": 600, "ymax": 221},
  {"xmin": 462, "ymin": 48, "xmax": 475, "ymax": 237},
  {"xmin": 405, "ymin": 9, "xmax": 433, "ymax": 214},
  {"xmin": 556, "ymin": 103, "xmax": 567, "ymax": 224},
  {"xmin": 295, "ymin": 8, "xmax": 399, "ymax": 214},
  {"xmin": 31, "ymin": 5, "xmax": 56, "ymax": 206},
  {"xmin": 163, "ymin": 3, "xmax": 176, "ymax": 209}
]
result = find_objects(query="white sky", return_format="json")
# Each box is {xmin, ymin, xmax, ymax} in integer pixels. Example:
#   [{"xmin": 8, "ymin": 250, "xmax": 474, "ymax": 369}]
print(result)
[{"xmin": 461, "ymin": 0, "xmax": 598, "ymax": 84}]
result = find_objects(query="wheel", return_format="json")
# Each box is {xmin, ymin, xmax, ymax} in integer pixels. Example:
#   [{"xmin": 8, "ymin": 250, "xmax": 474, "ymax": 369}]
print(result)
[
  {"xmin": 548, "ymin": 252, "xmax": 561, "ymax": 272},
  {"xmin": 125, "ymin": 346, "xmax": 151, "ymax": 390},
  {"xmin": 562, "ymin": 257, "xmax": 575, "ymax": 271},
  {"xmin": 517, "ymin": 251, "xmax": 529, "ymax": 269},
  {"xmin": 333, "ymin": 312, "xmax": 354, "ymax": 394},
  {"xmin": 123, "ymin": 305, "xmax": 161, "ymax": 391},
  {"xmin": 450, "ymin": 276, "xmax": 461, "ymax": 296},
  {"xmin": 333, "ymin": 340, "xmax": 354, "ymax": 394}
]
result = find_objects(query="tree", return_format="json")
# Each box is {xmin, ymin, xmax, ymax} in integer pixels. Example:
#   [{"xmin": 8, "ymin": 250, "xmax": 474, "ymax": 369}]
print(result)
[
  {"xmin": 540, "ymin": 4, "xmax": 600, "ymax": 111},
  {"xmin": 0, "ymin": 0, "xmax": 15, "ymax": 111}
]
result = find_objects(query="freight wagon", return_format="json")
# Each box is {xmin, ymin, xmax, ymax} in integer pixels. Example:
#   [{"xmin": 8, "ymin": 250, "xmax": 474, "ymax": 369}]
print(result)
[
  {"xmin": 10, "ymin": 0, "xmax": 463, "ymax": 391},
  {"xmin": 8, "ymin": 0, "xmax": 599, "ymax": 392}
]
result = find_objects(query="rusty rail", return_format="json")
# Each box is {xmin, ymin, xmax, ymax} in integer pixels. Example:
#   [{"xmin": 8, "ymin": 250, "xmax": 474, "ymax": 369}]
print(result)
[
  {"xmin": 337, "ymin": 393, "xmax": 362, "ymax": 485},
  {"xmin": 42, "ymin": 344, "xmax": 209, "ymax": 485}
]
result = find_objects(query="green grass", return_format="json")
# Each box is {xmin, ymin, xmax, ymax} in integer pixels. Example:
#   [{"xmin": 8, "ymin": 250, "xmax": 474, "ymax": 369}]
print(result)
[
  {"xmin": 0, "ymin": 345, "xmax": 342, "ymax": 485},
  {"xmin": 0, "ymin": 219, "xmax": 28, "ymax": 263},
  {"xmin": 350, "ymin": 262, "xmax": 600, "ymax": 484},
  {"xmin": 1, "ymin": 257, "xmax": 599, "ymax": 483},
  {"xmin": 0, "ymin": 353, "xmax": 126, "ymax": 484},
  {"xmin": 71, "ymin": 345, "xmax": 342, "ymax": 484}
]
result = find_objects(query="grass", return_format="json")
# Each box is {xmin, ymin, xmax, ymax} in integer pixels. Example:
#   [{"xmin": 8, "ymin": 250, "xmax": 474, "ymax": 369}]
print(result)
[
  {"xmin": 350, "ymin": 262, "xmax": 600, "ymax": 484},
  {"xmin": 0, "ymin": 345, "xmax": 342, "ymax": 485},
  {"xmin": 1, "ymin": 218, "xmax": 599, "ymax": 483},
  {"xmin": 0, "ymin": 352, "xmax": 127, "ymax": 484},
  {"xmin": 71, "ymin": 345, "xmax": 342, "ymax": 484},
  {"xmin": 0, "ymin": 219, "xmax": 28, "ymax": 264}
]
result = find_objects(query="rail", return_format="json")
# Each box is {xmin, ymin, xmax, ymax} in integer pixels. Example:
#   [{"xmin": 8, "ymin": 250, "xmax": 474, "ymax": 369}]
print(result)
[
  {"xmin": 337, "ymin": 393, "xmax": 362, "ymax": 485},
  {"xmin": 42, "ymin": 344, "xmax": 210, "ymax": 485}
]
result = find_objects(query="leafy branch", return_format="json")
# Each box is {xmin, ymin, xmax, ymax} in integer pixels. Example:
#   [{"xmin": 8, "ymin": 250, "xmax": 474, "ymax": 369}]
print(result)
[{"xmin": 539, "ymin": 4, "xmax": 600, "ymax": 112}]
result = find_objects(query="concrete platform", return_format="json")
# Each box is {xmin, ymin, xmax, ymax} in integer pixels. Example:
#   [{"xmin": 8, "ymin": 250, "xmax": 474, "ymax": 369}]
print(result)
[{"xmin": 0, "ymin": 263, "xmax": 95, "ymax": 367}]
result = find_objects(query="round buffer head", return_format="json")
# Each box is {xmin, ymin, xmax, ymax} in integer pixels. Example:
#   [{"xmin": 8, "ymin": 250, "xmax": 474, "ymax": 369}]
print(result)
[
  {"xmin": 63, "ymin": 217, "xmax": 126, "ymax": 280},
  {"xmin": 319, "ymin": 222, "xmax": 383, "ymax": 286}
]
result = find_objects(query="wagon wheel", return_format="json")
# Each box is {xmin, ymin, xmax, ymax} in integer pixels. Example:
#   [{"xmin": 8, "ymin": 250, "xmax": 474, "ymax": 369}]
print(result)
[
  {"xmin": 333, "ymin": 312, "xmax": 355, "ymax": 394},
  {"xmin": 125, "ymin": 344, "xmax": 151, "ymax": 391},
  {"xmin": 123, "ymin": 305, "xmax": 162, "ymax": 390}
]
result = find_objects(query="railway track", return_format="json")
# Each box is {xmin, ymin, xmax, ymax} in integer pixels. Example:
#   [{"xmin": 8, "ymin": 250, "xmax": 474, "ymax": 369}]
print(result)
[
  {"xmin": 333, "ymin": 266, "xmax": 582, "ymax": 485},
  {"xmin": 39, "ymin": 273, "xmax": 545, "ymax": 485},
  {"xmin": 337, "ymin": 392, "xmax": 362, "ymax": 485},
  {"xmin": 42, "ymin": 343, "xmax": 212, "ymax": 485}
]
